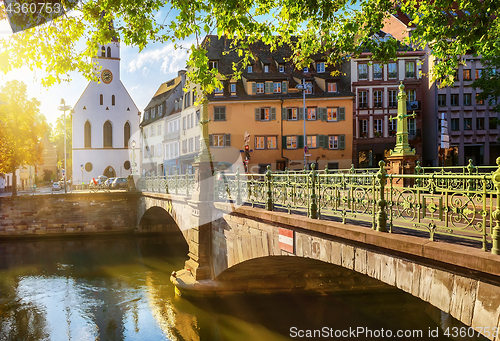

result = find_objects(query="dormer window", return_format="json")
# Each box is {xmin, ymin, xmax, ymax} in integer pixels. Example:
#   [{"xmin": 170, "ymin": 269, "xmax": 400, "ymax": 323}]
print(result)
[
  {"xmin": 209, "ymin": 61, "xmax": 218, "ymax": 70},
  {"xmin": 304, "ymin": 67, "xmax": 309, "ymax": 73},
  {"xmin": 230, "ymin": 83, "xmax": 236, "ymax": 95},
  {"xmin": 145, "ymin": 110, "xmax": 149, "ymax": 120},
  {"xmin": 151, "ymin": 107, "xmax": 156, "ymax": 118},
  {"xmin": 248, "ymin": 65, "xmax": 253, "ymax": 73},
  {"xmin": 327, "ymin": 82, "xmax": 338, "ymax": 93},
  {"xmin": 264, "ymin": 65, "xmax": 269, "ymax": 73},
  {"xmin": 279, "ymin": 64, "xmax": 285, "ymax": 73},
  {"xmin": 316, "ymin": 62, "xmax": 325, "ymax": 73},
  {"xmin": 305, "ymin": 81, "xmax": 313, "ymax": 94},
  {"xmin": 215, "ymin": 86, "xmax": 224, "ymax": 95},
  {"xmin": 174, "ymin": 101, "xmax": 178, "ymax": 110}
]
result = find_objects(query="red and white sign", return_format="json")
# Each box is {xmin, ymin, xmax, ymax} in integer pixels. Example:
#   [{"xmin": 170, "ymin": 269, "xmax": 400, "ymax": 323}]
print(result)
[{"xmin": 279, "ymin": 228, "xmax": 294, "ymax": 253}]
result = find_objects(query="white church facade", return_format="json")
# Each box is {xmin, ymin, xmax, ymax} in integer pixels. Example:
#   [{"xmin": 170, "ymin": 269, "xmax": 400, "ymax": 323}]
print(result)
[{"xmin": 72, "ymin": 39, "xmax": 140, "ymax": 184}]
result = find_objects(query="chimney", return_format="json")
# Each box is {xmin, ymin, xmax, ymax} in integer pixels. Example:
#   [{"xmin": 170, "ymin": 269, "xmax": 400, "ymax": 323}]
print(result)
[{"xmin": 178, "ymin": 70, "xmax": 187, "ymax": 76}]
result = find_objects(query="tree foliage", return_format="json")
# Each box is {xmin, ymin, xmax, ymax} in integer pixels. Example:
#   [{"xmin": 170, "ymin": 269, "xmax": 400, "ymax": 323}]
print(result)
[
  {"xmin": 0, "ymin": 80, "xmax": 48, "ymax": 195},
  {"xmin": 0, "ymin": 0, "xmax": 499, "ymax": 90}
]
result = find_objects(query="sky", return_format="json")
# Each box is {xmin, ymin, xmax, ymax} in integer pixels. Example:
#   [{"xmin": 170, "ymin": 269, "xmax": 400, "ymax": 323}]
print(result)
[{"xmin": 0, "ymin": 13, "xmax": 193, "ymax": 127}]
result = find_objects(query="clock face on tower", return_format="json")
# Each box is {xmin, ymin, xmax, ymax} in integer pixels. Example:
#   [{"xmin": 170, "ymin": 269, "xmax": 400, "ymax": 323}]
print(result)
[{"xmin": 101, "ymin": 69, "xmax": 113, "ymax": 84}]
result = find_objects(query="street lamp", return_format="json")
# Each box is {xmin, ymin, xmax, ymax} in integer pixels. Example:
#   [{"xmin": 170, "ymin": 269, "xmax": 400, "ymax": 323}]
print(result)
[
  {"xmin": 130, "ymin": 140, "xmax": 136, "ymax": 175},
  {"xmin": 58, "ymin": 99, "xmax": 71, "ymax": 193},
  {"xmin": 295, "ymin": 80, "xmax": 314, "ymax": 169}
]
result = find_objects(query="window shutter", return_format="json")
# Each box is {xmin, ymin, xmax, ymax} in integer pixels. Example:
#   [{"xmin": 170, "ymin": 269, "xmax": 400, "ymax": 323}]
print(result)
[
  {"xmin": 282, "ymin": 136, "xmax": 287, "ymax": 150},
  {"xmin": 265, "ymin": 82, "xmax": 270, "ymax": 94},
  {"xmin": 282, "ymin": 107, "xmax": 287, "ymax": 120},
  {"xmin": 224, "ymin": 134, "xmax": 231, "ymax": 147},
  {"xmin": 255, "ymin": 108, "xmax": 260, "ymax": 121},
  {"xmin": 209, "ymin": 134, "xmax": 213, "ymax": 146},
  {"xmin": 318, "ymin": 134, "xmax": 324, "ymax": 148},
  {"xmin": 252, "ymin": 83, "xmax": 256, "ymax": 94},
  {"xmin": 339, "ymin": 107, "xmax": 345, "ymax": 121},
  {"xmin": 271, "ymin": 107, "xmax": 276, "ymax": 120},
  {"xmin": 282, "ymin": 81, "xmax": 287, "ymax": 93},
  {"xmin": 339, "ymin": 135, "xmax": 345, "ymax": 149},
  {"xmin": 321, "ymin": 108, "xmax": 327, "ymax": 121},
  {"xmin": 324, "ymin": 135, "xmax": 329, "ymax": 149},
  {"xmin": 298, "ymin": 135, "xmax": 304, "ymax": 148},
  {"xmin": 299, "ymin": 108, "xmax": 304, "ymax": 120}
]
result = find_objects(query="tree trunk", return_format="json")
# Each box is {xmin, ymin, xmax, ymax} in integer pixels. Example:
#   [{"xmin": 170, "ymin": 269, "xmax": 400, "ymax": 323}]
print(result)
[{"xmin": 11, "ymin": 167, "xmax": 17, "ymax": 196}]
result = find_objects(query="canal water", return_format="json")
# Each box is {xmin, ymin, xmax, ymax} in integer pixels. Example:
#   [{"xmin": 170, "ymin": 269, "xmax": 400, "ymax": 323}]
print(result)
[{"xmin": 0, "ymin": 235, "xmax": 487, "ymax": 340}]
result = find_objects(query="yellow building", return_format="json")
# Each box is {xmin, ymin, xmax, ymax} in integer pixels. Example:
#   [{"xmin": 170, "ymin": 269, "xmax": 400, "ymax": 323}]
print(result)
[{"xmin": 203, "ymin": 36, "xmax": 354, "ymax": 172}]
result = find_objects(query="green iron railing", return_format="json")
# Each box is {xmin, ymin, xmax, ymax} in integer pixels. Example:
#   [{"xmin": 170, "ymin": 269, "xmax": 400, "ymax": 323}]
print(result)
[
  {"xmin": 139, "ymin": 158, "xmax": 500, "ymax": 255},
  {"xmin": 136, "ymin": 171, "xmax": 196, "ymax": 195}
]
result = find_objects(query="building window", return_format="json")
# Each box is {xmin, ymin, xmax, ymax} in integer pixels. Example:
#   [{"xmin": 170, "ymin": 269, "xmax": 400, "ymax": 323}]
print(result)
[
  {"xmin": 260, "ymin": 108, "xmax": 270, "ymax": 121},
  {"xmin": 389, "ymin": 90, "xmax": 397, "ymax": 108},
  {"xmin": 248, "ymin": 65, "xmax": 253, "ymax": 73},
  {"xmin": 196, "ymin": 110, "xmax": 200, "ymax": 125},
  {"xmin": 188, "ymin": 138, "xmax": 194, "ymax": 152},
  {"xmin": 327, "ymin": 108, "xmax": 338, "ymax": 121},
  {"xmin": 476, "ymin": 94, "xmax": 484, "ymax": 105},
  {"xmin": 264, "ymin": 65, "xmax": 269, "ymax": 73},
  {"xmin": 307, "ymin": 107, "xmax": 316, "ymax": 120},
  {"xmin": 389, "ymin": 118, "xmax": 397, "ymax": 136},
  {"xmin": 151, "ymin": 145, "xmax": 155, "ymax": 157},
  {"xmin": 84, "ymin": 121, "xmax": 91, "ymax": 148},
  {"xmin": 438, "ymin": 94, "xmax": 446, "ymax": 107},
  {"xmin": 107, "ymin": 47, "xmax": 111, "ymax": 58},
  {"xmin": 255, "ymin": 136, "xmax": 265, "ymax": 149},
  {"xmin": 256, "ymin": 83, "xmax": 264, "ymax": 94},
  {"xmin": 100, "ymin": 94, "xmax": 103, "ymax": 105},
  {"xmin": 464, "ymin": 118, "xmax": 472, "ymax": 130},
  {"xmin": 112, "ymin": 95, "xmax": 115, "ymax": 106},
  {"xmin": 103, "ymin": 120, "xmax": 112, "ymax": 148},
  {"xmin": 209, "ymin": 60, "xmax": 218, "ymax": 69},
  {"xmin": 316, "ymin": 62, "xmax": 325, "ymax": 73},
  {"xmin": 476, "ymin": 69, "xmax": 482, "ymax": 79},
  {"xmin": 211, "ymin": 134, "xmax": 230, "ymax": 147},
  {"xmin": 451, "ymin": 94, "xmax": 459, "ymax": 106},
  {"xmin": 267, "ymin": 136, "xmax": 277, "ymax": 149},
  {"xmin": 151, "ymin": 124, "xmax": 155, "ymax": 136},
  {"xmin": 255, "ymin": 136, "xmax": 277, "ymax": 150},
  {"xmin": 101, "ymin": 46, "xmax": 105, "ymax": 57},
  {"xmin": 286, "ymin": 136, "xmax": 297, "ymax": 149},
  {"xmin": 327, "ymin": 82, "xmax": 337, "ymax": 92},
  {"xmin": 158, "ymin": 122, "xmax": 161, "ymax": 135},
  {"xmin": 279, "ymin": 64, "xmax": 285, "ymax": 73},
  {"xmin": 214, "ymin": 106, "xmax": 226, "ymax": 121},
  {"xmin": 407, "ymin": 89, "xmax": 416, "ymax": 102},
  {"xmin": 124, "ymin": 122, "xmax": 130, "ymax": 148},
  {"xmin": 374, "ymin": 119, "xmax": 383, "ymax": 136},
  {"xmin": 174, "ymin": 101, "xmax": 178, "ymax": 111},
  {"xmin": 304, "ymin": 81, "xmax": 313, "ymax": 94},
  {"xmin": 307, "ymin": 135, "xmax": 317, "ymax": 148},
  {"xmin": 358, "ymin": 64, "xmax": 368, "ymax": 80},
  {"xmin": 477, "ymin": 117, "xmax": 485, "ymax": 130},
  {"xmin": 158, "ymin": 104, "xmax": 163, "ymax": 116},
  {"xmin": 274, "ymin": 82, "xmax": 282, "ymax": 93},
  {"xmin": 151, "ymin": 107, "xmax": 156, "ymax": 118},
  {"xmin": 388, "ymin": 62, "xmax": 397, "ymax": 79},
  {"xmin": 359, "ymin": 119, "xmax": 368, "ymax": 137},
  {"xmin": 451, "ymin": 118, "xmax": 460, "ymax": 131},
  {"xmin": 373, "ymin": 63, "xmax": 383, "ymax": 80},
  {"xmin": 214, "ymin": 86, "xmax": 223, "ymax": 95},
  {"xmin": 463, "ymin": 69, "xmax": 471, "ymax": 81},
  {"xmin": 303, "ymin": 67, "xmax": 309, "ymax": 73},
  {"xmin": 195, "ymin": 136, "xmax": 200, "ymax": 151},
  {"xmin": 358, "ymin": 91, "xmax": 368, "ymax": 109},
  {"xmin": 490, "ymin": 117, "xmax": 498, "ymax": 129},
  {"xmin": 329, "ymin": 136, "xmax": 338, "ymax": 149},
  {"xmin": 230, "ymin": 83, "xmax": 236, "ymax": 94},
  {"xmin": 406, "ymin": 62, "xmax": 415, "ymax": 78},
  {"xmin": 373, "ymin": 90, "xmax": 383, "ymax": 108},
  {"xmin": 463, "ymin": 93, "xmax": 472, "ymax": 106},
  {"xmin": 287, "ymin": 108, "xmax": 298, "ymax": 120},
  {"xmin": 409, "ymin": 118, "xmax": 416, "ymax": 136}
]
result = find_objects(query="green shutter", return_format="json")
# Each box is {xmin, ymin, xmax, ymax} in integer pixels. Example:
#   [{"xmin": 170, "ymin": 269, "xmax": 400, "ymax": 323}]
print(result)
[
  {"xmin": 255, "ymin": 108, "xmax": 260, "ymax": 121},
  {"xmin": 252, "ymin": 83, "xmax": 256, "ymax": 94},
  {"xmin": 339, "ymin": 135, "xmax": 345, "ymax": 149},
  {"xmin": 224, "ymin": 134, "xmax": 231, "ymax": 147},
  {"xmin": 265, "ymin": 82, "xmax": 270, "ymax": 94},
  {"xmin": 339, "ymin": 107, "xmax": 345, "ymax": 121},
  {"xmin": 282, "ymin": 81, "xmax": 287, "ymax": 93},
  {"xmin": 282, "ymin": 136, "xmax": 287, "ymax": 150},
  {"xmin": 299, "ymin": 108, "xmax": 304, "ymax": 120},
  {"xmin": 318, "ymin": 134, "xmax": 324, "ymax": 148},
  {"xmin": 271, "ymin": 107, "xmax": 276, "ymax": 120},
  {"xmin": 209, "ymin": 134, "xmax": 213, "ymax": 146},
  {"xmin": 282, "ymin": 107, "xmax": 287, "ymax": 120},
  {"xmin": 324, "ymin": 135, "xmax": 329, "ymax": 149},
  {"xmin": 321, "ymin": 108, "xmax": 327, "ymax": 121},
  {"xmin": 298, "ymin": 135, "xmax": 304, "ymax": 148}
]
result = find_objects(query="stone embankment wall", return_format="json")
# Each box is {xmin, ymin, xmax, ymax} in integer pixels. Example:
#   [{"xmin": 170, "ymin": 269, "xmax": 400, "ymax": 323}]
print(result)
[
  {"xmin": 213, "ymin": 202, "xmax": 500, "ymax": 340},
  {"xmin": 0, "ymin": 193, "xmax": 141, "ymax": 237}
]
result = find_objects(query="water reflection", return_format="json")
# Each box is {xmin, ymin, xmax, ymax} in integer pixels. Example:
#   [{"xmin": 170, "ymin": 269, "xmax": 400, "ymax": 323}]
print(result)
[{"xmin": 0, "ymin": 236, "xmax": 488, "ymax": 341}]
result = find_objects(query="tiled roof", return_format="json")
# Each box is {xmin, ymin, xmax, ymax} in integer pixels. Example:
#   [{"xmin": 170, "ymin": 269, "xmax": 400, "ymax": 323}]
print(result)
[{"xmin": 140, "ymin": 75, "xmax": 183, "ymax": 127}]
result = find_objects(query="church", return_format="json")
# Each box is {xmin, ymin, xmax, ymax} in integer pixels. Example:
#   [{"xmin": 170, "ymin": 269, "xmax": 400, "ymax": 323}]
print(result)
[{"xmin": 72, "ymin": 37, "xmax": 140, "ymax": 184}]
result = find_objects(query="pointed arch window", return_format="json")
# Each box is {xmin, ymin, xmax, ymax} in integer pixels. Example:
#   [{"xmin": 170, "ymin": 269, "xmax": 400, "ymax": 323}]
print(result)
[
  {"xmin": 107, "ymin": 47, "xmax": 111, "ymax": 58},
  {"xmin": 84, "ymin": 121, "xmax": 91, "ymax": 148},
  {"xmin": 112, "ymin": 95, "xmax": 115, "ymax": 106},
  {"xmin": 103, "ymin": 120, "xmax": 113, "ymax": 148},
  {"xmin": 100, "ymin": 94, "xmax": 103, "ymax": 105},
  {"xmin": 124, "ymin": 122, "xmax": 130, "ymax": 148},
  {"xmin": 101, "ymin": 46, "xmax": 105, "ymax": 57}
]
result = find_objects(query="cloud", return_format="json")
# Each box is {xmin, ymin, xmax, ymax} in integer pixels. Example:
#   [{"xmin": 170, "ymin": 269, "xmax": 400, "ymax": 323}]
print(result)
[{"xmin": 127, "ymin": 41, "xmax": 193, "ymax": 75}]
